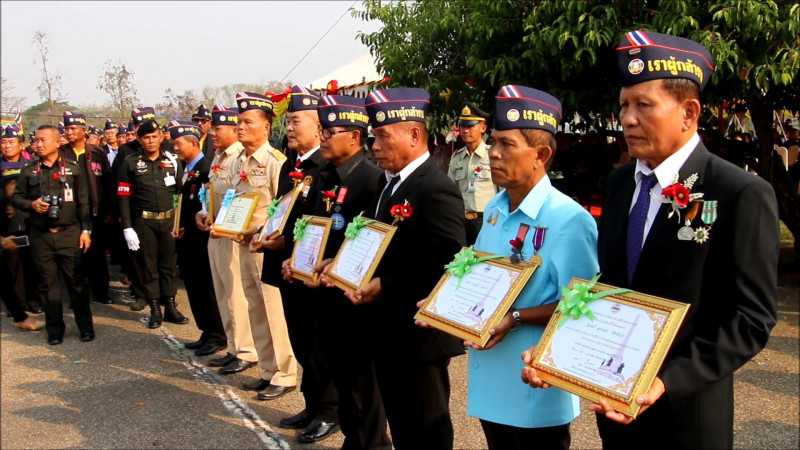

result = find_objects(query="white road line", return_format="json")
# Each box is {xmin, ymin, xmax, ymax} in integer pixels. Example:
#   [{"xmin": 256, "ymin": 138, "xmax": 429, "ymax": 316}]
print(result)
[{"xmin": 143, "ymin": 317, "xmax": 290, "ymax": 449}]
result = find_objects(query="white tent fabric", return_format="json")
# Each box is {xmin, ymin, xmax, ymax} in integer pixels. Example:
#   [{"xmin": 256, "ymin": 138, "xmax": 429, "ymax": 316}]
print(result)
[{"xmin": 304, "ymin": 53, "xmax": 383, "ymax": 98}]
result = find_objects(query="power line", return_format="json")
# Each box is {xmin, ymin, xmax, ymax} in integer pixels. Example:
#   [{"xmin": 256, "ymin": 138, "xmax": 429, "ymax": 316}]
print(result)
[{"xmin": 279, "ymin": 0, "xmax": 358, "ymax": 84}]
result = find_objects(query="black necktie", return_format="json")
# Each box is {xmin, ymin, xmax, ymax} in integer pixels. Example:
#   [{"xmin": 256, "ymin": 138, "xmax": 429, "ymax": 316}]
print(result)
[
  {"xmin": 626, "ymin": 174, "xmax": 657, "ymax": 284},
  {"xmin": 376, "ymin": 175, "xmax": 400, "ymax": 219}
]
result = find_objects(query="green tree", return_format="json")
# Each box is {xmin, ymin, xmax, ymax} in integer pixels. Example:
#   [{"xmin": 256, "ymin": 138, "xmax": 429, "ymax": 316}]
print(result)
[{"xmin": 356, "ymin": 0, "xmax": 800, "ymax": 255}]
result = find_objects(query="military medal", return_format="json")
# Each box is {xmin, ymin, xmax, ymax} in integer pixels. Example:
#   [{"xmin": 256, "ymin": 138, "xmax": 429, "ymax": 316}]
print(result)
[
  {"xmin": 509, "ymin": 223, "xmax": 530, "ymax": 264},
  {"xmin": 529, "ymin": 226, "xmax": 547, "ymax": 265},
  {"xmin": 693, "ymin": 200, "xmax": 717, "ymax": 244},
  {"xmin": 677, "ymin": 201, "xmax": 701, "ymax": 241},
  {"xmin": 488, "ymin": 213, "xmax": 498, "ymax": 226},
  {"xmin": 322, "ymin": 186, "xmax": 338, "ymax": 213},
  {"xmin": 333, "ymin": 187, "xmax": 348, "ymax": 214}
]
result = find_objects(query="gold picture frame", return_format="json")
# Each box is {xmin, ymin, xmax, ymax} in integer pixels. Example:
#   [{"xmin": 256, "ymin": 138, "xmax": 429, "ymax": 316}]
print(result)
[
  {"xmin": 289, "ymin": 216, "xmax": 333, "ymax": 283},
  {"xmin": 529, "ymin": 279, "xmax": 690, "ymax": 419},
  {"xmin": 327, "ymin": 221, "xmax": 396, "ymax": 292},
  {"xmin": 259, "ymin": 187, "xmax": 302, "ymax": 242},
  {"xmin": 206, "ymin": 183, "xmax": 215, "ymax": 221},
  {"xmin": 414, "ymin": 249, "xmax": 540, "ymax": 347},
  {"xmin": 211, "ymin": 191, "xmax": 261, "ymax": 238},
  {"xmin": 172, "ymin": 194, "xmax": 183, "ymax": 236}
]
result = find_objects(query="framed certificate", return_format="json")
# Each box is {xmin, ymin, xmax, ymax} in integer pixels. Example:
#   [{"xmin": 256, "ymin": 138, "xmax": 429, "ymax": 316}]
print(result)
[
  {"xmin": 259, "ymin": 187, "xmax": 302, "ymax": 241},
  {"xmin": 529, "ymin": 278, "xmax": 689, "ymax": 418},
  {"xmin": 327, "ymin": 221, "xmax": 396, "ymax": 291},
  {"xmin": 414, "ymin": 249, "xmax": 540, "ymax": 346},
  {"xmin": 172, "ymin": 194, "xmax": 183, "ymax": 235},
  {"xmin": 211, "ymin": 191, "xmax": 260, "ymax": 237},
  {"xmin": 289, "ymin": 216, "xmax": 333, "ymax": 283}
]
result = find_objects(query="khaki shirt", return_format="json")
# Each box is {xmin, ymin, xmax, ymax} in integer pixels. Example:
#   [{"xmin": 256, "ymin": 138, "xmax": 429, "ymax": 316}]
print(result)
[
  {"xmin": 230, "ymin": 141, "xmax": 285, "ymax": 235},
  {"xmin": 208, "ymin": 141, "xmax": 244, "ymax": 218},
  {"xmin": 447, "ymin": 141, "xmax": 498, "ymax": 213}
]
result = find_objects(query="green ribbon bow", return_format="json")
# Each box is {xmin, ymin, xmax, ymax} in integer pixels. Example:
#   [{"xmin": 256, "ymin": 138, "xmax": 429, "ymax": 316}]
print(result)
[
  {"xmin": 556, "ymin": 274, "xmax": 631, "ymax": 328},
  {"xmin": 444, "ymin": 246, "xmax": 503, "ymax": 289},
  {"xmin": 293, "ymin": 216, "xmax": 310, "ymax": 242},
  {"xmin": 172, "ymin": 194, "xmax": 179, "ymax": 209},
  {"xmin": 344, "ymin": 212, "xmax": 376, "ymax": 241},
  {"xmin": 267, "ymin": 195, "xmax": 284, "ymax": 218}
]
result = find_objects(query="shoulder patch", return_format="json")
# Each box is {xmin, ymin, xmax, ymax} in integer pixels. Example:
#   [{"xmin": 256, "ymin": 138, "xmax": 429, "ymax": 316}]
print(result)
[{"xmin": 270, "ymin": 149, "xmax": 287, "ymax": 163}]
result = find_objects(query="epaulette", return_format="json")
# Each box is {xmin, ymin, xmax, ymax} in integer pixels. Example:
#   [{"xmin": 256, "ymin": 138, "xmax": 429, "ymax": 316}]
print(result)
[{"xmin": 270, "ymin": 148, "xmax": 287, "ymax": 163}]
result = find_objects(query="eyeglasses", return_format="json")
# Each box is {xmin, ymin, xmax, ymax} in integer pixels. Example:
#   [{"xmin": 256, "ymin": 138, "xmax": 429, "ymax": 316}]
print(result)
[{"xmin": 321, "ymin": 129, "xmax": 355, "ymax": 139}]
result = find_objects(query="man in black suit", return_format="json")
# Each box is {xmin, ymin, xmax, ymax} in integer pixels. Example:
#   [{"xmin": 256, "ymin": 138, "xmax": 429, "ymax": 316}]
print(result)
[
  {"xmin": 522, "ymin": 31, "xmax": 779, "ymax": 449},
  {"xmin": 252, "ymin": 86, "xmax": 339, "ymax": 429},
  {"xmin": 190, "ymin": 104, "xmax": 214, "ymax": 159},
  {"xmin": 287, "ymin": 94, "xmax": 389, "ymax": 447},
  {"xmin": 322, "ymin": 87, "xmax": 466, "ymax": 449},
  {"xmin": 168, "ymin": 121, "xmax": 227, "ymax": 357},
  {"xmin": 60, "ymin": 111, "xmax": 113, "ymax": 305}
]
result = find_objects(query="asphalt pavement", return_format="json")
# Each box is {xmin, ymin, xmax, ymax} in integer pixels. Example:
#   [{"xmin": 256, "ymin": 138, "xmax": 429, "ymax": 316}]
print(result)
[{"xmin": 1, "ymin": 271, "xmax": 798, "ymax": 449}]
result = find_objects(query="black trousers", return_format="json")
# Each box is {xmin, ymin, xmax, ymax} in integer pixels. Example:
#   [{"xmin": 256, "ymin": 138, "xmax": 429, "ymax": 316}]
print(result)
[
  {"xmin": 131, "ymin": 215, "xmax": 177, "ymax": 300},
  {"xmin": 374, "ymin": 355, "xmax": 454, "ymax": 450},
  {"xmin": 177, "ymin": 233, "xmax": 225, "ymax": 345},
  {"xmin": 464, "ymin": 214, "xmax": 483, "ymax": 246},
  {"xmin": 29, "ymin": 225, "xmax": 93, "ymax": 337},
  {"xmin": 480, "ymin": 420, "xmax": 571, "ymax": 450},
  {"xmin": 280, "ymin": 280, "xmax": 338, "ymax": 422},
  {"xmin": 319, "ymin": 297, "xmax": 389, "ymax": 449},
  {"xmin": 0, "ymin": 236, "xmax": 38, "ymax": 317},
  {"xmin": 80, "ymin": 215, "xmax": 110, "ymax": 301}
]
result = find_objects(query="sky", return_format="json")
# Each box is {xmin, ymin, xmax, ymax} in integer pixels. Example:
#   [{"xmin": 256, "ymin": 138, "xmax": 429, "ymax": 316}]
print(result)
[{"xmin": 0, "ymin": 1, "xmax": 383, "ymax": 110}]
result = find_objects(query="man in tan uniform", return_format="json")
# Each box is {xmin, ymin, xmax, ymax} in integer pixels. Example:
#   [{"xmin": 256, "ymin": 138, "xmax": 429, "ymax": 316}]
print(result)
[
  {"xmin": 195, "ymin": 105, "xmax": 258, "ymax": 372},
  {"xmin": 448, "ymin": 102, "xmax": 500, "ymax": 245},
  {"xmin": 219, "ymin": 92, "xmax": 296, "ymax": 397}
]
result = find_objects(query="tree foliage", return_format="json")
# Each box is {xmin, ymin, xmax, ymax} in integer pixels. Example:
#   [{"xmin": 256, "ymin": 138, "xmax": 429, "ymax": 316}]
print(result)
[
  {"xmin": 97, "ymin": 59, "xmax": 139, "ymax": 122},
  {"xmin": 32, "ymin": 31, "xmax": 64, "ymax": 115},
  {"xmin": 355, "ymin": 0, "xmax": 800, "ymax": 137}
]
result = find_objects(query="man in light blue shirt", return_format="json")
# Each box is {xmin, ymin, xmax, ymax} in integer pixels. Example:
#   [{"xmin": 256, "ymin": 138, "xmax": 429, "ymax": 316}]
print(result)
[{"xmin": 466, "ymin": 85, "xmax": 599, "ymax": 449}]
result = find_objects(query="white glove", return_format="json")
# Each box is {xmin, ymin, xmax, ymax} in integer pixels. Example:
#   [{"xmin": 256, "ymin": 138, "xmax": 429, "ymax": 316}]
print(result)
[{"xmin": 123, "ymin": 228, "xmax": 140, "ymax": 251}]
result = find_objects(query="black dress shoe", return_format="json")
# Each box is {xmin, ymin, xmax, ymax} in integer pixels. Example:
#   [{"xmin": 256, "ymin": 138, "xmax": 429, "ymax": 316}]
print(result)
[
  {"xmin": 48, "ymin": 335, "xmax": 63, "ymax": 345},
  {"xmin": 80, "ymin": 331, "xmax": 95, "ymax": 342},
  {"xmin": 184, "ymin": 339, "xmax": 205, "ymax": 350},
  {"xmin": 242, "ymin": 378, "xmax": 271, "ymax": 391},
  {"xmin": 218, "ymin": 358, "xmax": 255, "ymax": 375},
  {"xmin": 194, "ymin": 341, "xmax": 225, "ymax": 357},
  {"xmin": 279, "ymin": 410, "xmax": 314, "ymax": 429},
  {"xmin": 92, "ymin": 298, "xmax": 113, "ymax": 304},
  {"xmin": 207, "ymin": 352, "xmax": 236, "ymax": 367},
  {"xmin": 27, "ymin": 305, "xmax": 44, "ymax": 314},
  {"xmin": 256, "ymin": 384, "xmax": 295, "ymax": 400},
  {"xmin": 297, "ymin": 420, "xmax": 339, "ymax": 444}
]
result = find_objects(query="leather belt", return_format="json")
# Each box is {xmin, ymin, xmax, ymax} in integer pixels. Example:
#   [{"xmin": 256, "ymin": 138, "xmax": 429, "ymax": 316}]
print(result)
[
  {"xmin": 465, "ymin": 212, "xmax": 482, "ymax": 220},
  {"xmin": 139, "ymin": 209, "xmax": 174, "ymax": 220}
]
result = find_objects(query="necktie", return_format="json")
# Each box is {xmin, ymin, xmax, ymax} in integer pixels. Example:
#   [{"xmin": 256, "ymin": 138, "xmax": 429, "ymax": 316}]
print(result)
[
  {"xmin": 376, "ymin": 175, "xmax": 400, "ymax": 219},
  {"xmin": 626, "ymin": 174, "xmax": 657, "ymax": 285}
]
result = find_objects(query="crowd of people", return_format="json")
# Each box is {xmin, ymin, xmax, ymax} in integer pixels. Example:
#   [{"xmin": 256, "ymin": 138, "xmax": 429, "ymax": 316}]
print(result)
[{"xmin": 0, "ymin": 30, "xmax": 784, "ymax": 450}]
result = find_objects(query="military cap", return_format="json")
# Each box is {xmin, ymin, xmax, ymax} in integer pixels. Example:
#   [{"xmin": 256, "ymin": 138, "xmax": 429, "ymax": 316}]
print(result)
[
  {"xmin": 318, "ymin": 95, "xmax": 368, "ymax": 130},
  {"xmin": 458, "ymin": 102, "xmax": 489, "ymax": 126},
  {"xmin": 104, "ymin": 119, "xmax": 118, "ymax": 131},
  {"xmin": 131, "ymin": 107, "xmax": 157, "ymax": 125},
  {"xmin": 287, "ymin": 85, "xmax": 320, "ymax": 113},
  {"xmin": 63, "ymin": 110, "xmax": 87, "ymax": 126},
  {"xmin": 235, "ymin": 92, "xmax": 274, "ymax": 115},
  {"xmin": 191, "ymin": 104, "xmax": 212, "ymax": 121},
  {"xmin": 127, "ymin": 119, "xmax": 135, "ymax": 131},
  {"xmin": 365, "ymin": 87, "xmax": 429, "ymax": 128},
  {"xmin": 493, "ymin": 84, "xmax": 562, "ymax": 134},
  {"xmin": 58, "ymin": 122, "xmax": 65, "ymax": 134},
  {"xmin": 136, "ymin": 119, "xmax": 161, "ymax": 137},
  {"xmin": 167, "ymin": 120, "xmax": 202, "ymax": 140},
  {"xmin": 89, "ymin": 125, "xmax": 101, "ymax": 136},
  {"xmin": 28, "ymin": 131, "xmax": 35, "ymax": 140},
  {"xmin": 616, "ymin": 30, "xmax": 714, "ymax": 91},
  {"xmin": 1, "ymin": 124, "xmax": 23, "ymax": 139},
  {"xmin": 118, "ymin": 124, "xmax": 128, "ymax": 135},
  {"xmin": 212, "ymin": 104, "xmax": 239, "ymax": 126}
]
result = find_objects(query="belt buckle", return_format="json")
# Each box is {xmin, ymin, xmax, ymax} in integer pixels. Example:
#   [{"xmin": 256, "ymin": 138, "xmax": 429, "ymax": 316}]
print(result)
[
  {"xmin": 49, "ymin": 227, "xmax": 60, "ymax": 234},
  {"xmin": 465, "ymin": 212, "xmax": 479, "ymax": 220}
]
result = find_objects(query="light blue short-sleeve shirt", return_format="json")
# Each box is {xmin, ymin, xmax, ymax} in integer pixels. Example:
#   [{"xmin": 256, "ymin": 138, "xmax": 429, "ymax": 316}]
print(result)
[{"xmin": 467, "ymin": 176, "xmax": 599, "ymax": 428}]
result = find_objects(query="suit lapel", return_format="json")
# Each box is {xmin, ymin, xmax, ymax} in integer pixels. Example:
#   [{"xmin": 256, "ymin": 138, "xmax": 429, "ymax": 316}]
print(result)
[{"xmin": 602, "ymin": 165, "xmax": 637, "ymax": 286}]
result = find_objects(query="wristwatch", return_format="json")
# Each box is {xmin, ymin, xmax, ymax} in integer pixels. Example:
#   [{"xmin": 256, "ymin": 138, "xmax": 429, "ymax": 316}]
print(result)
[
  {"xmin": 510, "ymin": 308, "xmax": 522, "ymax": 330},
  {"xmin": 82, "ymin": 230, "xmax": 91, "ymax": 235}
]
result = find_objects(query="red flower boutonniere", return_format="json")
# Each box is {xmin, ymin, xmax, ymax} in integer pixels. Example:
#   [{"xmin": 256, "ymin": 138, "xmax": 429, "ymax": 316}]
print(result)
[
  {"xmin": 390, "ymin": 200, "xmax": 413, "ymax": 225},
  {"xmin": 473, "ymin": 166, "xmax": 484, "ymax": 178},
  {"xmin": 660, "ymin": 173, "xmax": 703, "ymax": 221},
  {"xmin": 186, "ymin": 170, "xmax": 198, "ymax": 181},
  {"xmin": 322, "ymin": 187, "xmax": 338, "ymax": 213},
  {"xmin": 52, "ymin": 172, "xmax": 60, "ymax": 181},
  {"xmin": 239, "ymin": 170, "xmax": 248, "ymax": 182},
  {"xmin": 509, "ymin": 237, "xmax": 523, "ymax": 254},
  {"xmin": 211, "ymin": 164, "xmax": 221, "ymax": 176},
  {"xmin": 289, "ymin": 169, "xmax": 304, "ymax": 185}
]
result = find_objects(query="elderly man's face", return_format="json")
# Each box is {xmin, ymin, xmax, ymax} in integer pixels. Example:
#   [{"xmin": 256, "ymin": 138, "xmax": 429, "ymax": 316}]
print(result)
[
  {"xmin": 173, "ymin": 136, "xmax": 198, "ymax": 161},
  {"xmin": 285, "ymin": 110, "xmax": 320, "ymax": 152},
  {"xmin": 104, "ymin": 129, "xmax": 118, "ymax": 146},
  {"xmin": 64, "ymin": 125, "xmax": 85, "ymax": 144},
  {"xmin": 371, "ymin": 122, "xmax": 418, "ymax": 174},
  {"xmin": 237, "ymin": 110, "xmax": 271, "ymax": 147},
  {"xmin": 1, "ymin": 138, "xmax": 22, "ymax": 160},
  {"xmin": 486, "ymin": 129, "xmax": 539, "ymax": 190},
  {"xmin": 619, "ymin": 79, "xmax": 688, "ymax": 168}
]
